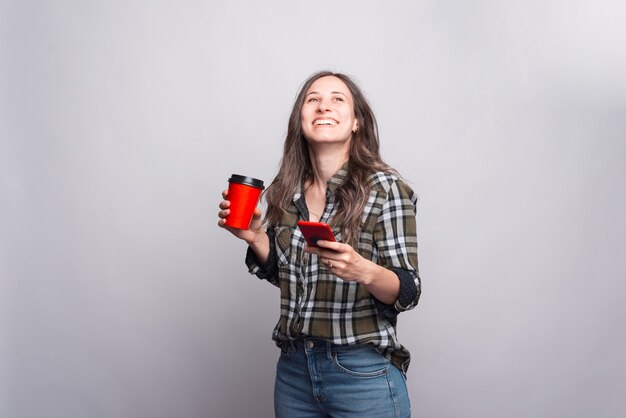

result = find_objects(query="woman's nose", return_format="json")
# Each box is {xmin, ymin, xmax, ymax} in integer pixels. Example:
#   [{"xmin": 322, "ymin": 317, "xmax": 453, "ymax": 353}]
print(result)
[{"xmin": 316, "ymin": 98, "xmax": 331, "ymax": 112}]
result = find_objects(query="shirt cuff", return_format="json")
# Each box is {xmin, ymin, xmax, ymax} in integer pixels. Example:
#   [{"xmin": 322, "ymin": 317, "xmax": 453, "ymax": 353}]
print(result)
[
  {"xmin": 391, "ymin": 267, "xmax": 420, "ymax": 311},
  {"xmin": 373, "ymin": 267, "xmax": 420, "ymax": 319}
]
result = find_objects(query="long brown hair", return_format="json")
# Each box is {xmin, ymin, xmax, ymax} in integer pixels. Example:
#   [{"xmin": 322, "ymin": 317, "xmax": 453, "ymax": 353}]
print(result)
[{"xmin": 264, "ymin": 71, "xmax": 396, "ymax": 244}]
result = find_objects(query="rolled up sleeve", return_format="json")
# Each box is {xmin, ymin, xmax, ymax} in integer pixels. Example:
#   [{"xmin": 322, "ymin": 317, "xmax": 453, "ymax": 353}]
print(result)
[
  {"xmin": 372, "ymin": 179, "xmax": 421, "ymax": 318},
  {"xmin": 245, "ymin": 228, "xmax": 279, "ymax": 287}
]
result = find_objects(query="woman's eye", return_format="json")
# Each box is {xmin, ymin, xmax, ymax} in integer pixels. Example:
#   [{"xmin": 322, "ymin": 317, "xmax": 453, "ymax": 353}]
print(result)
[
  {"xmin": 333, "ymin": 97, "xmax": 344, "ymax": 102},
  {"xmin": 307, "ymin": 97, "xmax": 318, "ymax": 103}
]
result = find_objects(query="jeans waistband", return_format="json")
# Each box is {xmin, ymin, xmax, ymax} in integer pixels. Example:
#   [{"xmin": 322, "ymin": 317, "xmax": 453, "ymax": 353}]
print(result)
[{"xmin": 280, "ymin": 338, "xmax": 380, "ymax": 356}]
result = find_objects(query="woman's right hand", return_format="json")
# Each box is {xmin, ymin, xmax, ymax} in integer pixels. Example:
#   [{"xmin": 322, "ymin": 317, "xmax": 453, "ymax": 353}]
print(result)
[{"xmin": 217, "ymin": 190, "xmax": 265, "ymax": 246}]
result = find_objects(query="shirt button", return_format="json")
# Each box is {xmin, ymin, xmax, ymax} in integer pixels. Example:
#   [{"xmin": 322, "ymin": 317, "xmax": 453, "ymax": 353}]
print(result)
[{"xmin": 307, "ymin": 341, "xmax": 315, "ymax": 349}]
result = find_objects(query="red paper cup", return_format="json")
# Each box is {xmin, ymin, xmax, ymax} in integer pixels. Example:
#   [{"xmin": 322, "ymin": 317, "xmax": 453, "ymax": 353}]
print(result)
[{"xmin": 224, "ymin": 174, "xmax": 265, "ymax": 230}]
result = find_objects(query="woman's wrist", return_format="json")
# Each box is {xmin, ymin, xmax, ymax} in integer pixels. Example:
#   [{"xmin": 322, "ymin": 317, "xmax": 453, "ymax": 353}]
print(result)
[
  {"xmin": 357, "ymin": 260, "xmax": 382, "ymax": 286},
  {"xmin": 247, "ymin": 231, "xmax": 270, "ymax": 263},
  {"xmin": 244, "ymin": 227, "xmax": 265, "ymax": 246}
]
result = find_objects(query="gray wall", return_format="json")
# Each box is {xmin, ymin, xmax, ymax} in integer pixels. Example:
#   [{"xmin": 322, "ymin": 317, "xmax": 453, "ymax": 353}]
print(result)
[{"xmin": 2, "ymin": 1, "xmax": 625, "ymax": 417}]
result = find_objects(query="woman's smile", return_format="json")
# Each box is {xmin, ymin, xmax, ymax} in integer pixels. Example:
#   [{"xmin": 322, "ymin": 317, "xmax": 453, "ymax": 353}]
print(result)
[{"xmin": 313, "ymin": 118, "xmax": 338, "ymax": 126}]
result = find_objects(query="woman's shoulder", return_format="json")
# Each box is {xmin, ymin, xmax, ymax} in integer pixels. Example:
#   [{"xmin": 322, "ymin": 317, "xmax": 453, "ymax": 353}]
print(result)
[
  {"xmin": 367, "ymin": 170, "xmax": 396, "ymax": 188},
  {"xmin": 367, "ymin": 170, "xmax": 413, "ymax": 193},
  {"xmin": 366, "ymin": 171, "xmax": 418, "ymax": 208}
]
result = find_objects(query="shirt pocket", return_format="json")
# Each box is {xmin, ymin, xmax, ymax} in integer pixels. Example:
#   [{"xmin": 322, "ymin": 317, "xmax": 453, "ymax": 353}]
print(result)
[{"xmin": 274, "ymin": 226, "xmax": 292, "ymax": 267}]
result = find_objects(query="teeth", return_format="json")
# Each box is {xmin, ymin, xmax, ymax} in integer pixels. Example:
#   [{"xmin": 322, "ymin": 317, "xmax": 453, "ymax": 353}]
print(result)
[{"xmin": 315, "ymin": 119, "xmax": 337, "ymax": 125}]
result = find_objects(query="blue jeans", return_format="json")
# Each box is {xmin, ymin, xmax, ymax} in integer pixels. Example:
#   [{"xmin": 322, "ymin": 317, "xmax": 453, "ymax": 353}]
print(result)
[{"xmin": 274, "ymin": 338, "xmax": 411, "ymax": 418}]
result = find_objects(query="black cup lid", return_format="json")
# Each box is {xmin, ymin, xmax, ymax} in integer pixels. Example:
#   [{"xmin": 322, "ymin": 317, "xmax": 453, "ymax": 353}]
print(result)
[{"xmin": 228, "ymin": 174, "xmax": 265, "ymax": 189}]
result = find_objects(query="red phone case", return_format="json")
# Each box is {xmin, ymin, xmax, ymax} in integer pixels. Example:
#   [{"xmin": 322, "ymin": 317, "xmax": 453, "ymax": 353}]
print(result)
[{"xmin": 297, "ymin": 221, "xmax": 337, "ymax": 247}]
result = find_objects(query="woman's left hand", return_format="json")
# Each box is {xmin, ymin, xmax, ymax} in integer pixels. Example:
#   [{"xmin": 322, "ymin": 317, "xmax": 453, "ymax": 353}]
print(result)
[
  {"xmin": 304, "ymin": 240, "xmax": 375, "ymax": 284},
  {"xmin": 306, "ymin": 240, "xmax": 401, "ymax": 304}
]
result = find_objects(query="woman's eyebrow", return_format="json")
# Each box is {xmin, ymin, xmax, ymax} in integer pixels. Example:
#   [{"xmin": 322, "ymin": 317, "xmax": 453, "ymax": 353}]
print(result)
[{"xmin": 305, "ymin": 91, "xmax": 347, "ymax": 96}]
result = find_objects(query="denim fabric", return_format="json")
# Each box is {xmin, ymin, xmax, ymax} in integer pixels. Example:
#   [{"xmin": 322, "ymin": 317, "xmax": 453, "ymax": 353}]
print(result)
[{"xmin": 274, "ymin": 338, "xmax": 411, "ymax": 418}]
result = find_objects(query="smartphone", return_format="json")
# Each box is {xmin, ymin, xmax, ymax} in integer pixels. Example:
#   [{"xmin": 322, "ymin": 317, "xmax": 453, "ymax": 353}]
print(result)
[{"xmin": 297, "ymin": 221, "xmax": 337, "ymax": 247}]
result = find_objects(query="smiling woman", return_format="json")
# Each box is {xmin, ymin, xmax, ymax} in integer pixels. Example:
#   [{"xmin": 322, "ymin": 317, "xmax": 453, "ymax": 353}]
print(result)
[
  {"xmin": 218, "ymin": 71, "xmax": 421, "ymax": 418},
  {"xmin": 300, "ymin": 76, "xmax": 359, "ymax": 146},
  {"xmin": 266, "ymin": 72, "xmax": 395, "ymax": 246}
]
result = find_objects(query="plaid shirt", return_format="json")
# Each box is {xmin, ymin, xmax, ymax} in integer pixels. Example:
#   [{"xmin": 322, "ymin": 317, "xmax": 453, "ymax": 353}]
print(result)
[{"xmin": 246, "ymin": 166, "xmax": 421, "ymax": 373}]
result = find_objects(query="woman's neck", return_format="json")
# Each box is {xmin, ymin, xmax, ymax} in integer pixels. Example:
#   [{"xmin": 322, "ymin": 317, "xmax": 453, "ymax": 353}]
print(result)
[{"xmin": 307, "ymin": 143, "xmax": 349, "ymax": 189}]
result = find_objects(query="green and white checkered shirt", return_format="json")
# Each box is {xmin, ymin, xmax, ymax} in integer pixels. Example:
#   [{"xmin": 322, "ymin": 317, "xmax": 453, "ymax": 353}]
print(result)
[{"xmin": 246, "ymin": 166, "xmax": 421, "ymax": 373}]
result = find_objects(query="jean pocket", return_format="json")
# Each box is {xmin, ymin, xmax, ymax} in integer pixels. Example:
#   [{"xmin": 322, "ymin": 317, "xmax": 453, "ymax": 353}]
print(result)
[{"xmin": 333, "ymin": 347, "xmax": 389, "ymax": 377}]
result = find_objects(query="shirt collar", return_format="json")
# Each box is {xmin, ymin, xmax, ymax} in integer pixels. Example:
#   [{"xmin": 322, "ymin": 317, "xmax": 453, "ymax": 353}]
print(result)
[
  {"xmin": 293, "ymin": 162, "xmax": 349, "ymax": 203},
  {"xmin": 327, "ymin": 162, "xmax": 349, "ymax": 194}
]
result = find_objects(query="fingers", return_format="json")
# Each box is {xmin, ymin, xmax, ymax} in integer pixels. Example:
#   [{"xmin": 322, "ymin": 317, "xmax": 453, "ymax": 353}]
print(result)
[
  {"xmin": 217, "ymin": 217, "xmax": 231, "ymax": 229},
  {"xmin": 303, "ymin": 244, "xmax": 318, "ymax": 254},
  {"xmin": 217, "ymin": 208, "xmax": 230, "ymax": 220},
  {"xmin": 218, "ymin": 190, "xmax": 231, "ymax": 221},
  {"xmin": 309, "ymin": 241, "xmax": 355, "ymax": 274},
  {"xmin": 219, "ymin": 200, "xmax": 230, "ymax": 210},
  {"xmin": 315, "ymin": 239, "xmax": 344, "ymax": 252},
  {"xmin": 322, "ymin": 257, "xmax": 336, "ymax": 269},
  {"xmin": 303, "ymin": 242, "xmax": 340, "ymax": 257},
  {"xmin": 218, "ymin": 201, "xmax": 230, "ymax": 219}
]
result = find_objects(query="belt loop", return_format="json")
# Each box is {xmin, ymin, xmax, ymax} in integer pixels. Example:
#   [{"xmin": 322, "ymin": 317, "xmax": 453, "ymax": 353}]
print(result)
[{"xmin": 326, "ymin": 341, "xmax": 333, "ymax": 361}]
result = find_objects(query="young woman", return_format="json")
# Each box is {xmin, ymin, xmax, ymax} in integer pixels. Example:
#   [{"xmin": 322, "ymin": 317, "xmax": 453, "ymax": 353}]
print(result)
[{"xmin": 218, "ymin": 71, "xmax": 421, "ymax": 418}]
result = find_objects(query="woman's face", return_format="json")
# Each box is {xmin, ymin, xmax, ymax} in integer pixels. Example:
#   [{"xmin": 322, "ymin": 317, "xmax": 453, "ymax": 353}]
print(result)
[{"xmin": 300, "ymin": 76, "xmax": 358, "ymax": 146}]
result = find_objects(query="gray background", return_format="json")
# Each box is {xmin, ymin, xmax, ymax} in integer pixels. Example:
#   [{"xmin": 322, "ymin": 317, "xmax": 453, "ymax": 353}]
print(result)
[{"xmin": 1, "ymin": 1, "xmax": 625, "ymax": 417}]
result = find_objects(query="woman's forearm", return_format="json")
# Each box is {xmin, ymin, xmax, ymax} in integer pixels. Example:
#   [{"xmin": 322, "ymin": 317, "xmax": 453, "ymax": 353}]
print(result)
[
  {"xmin": 360, "ymin": 262, "xmax": 401, "ymax": 305},
  {"xmin": 248, "ymin": 231, "xmax": 271, "ymax": 266}
]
